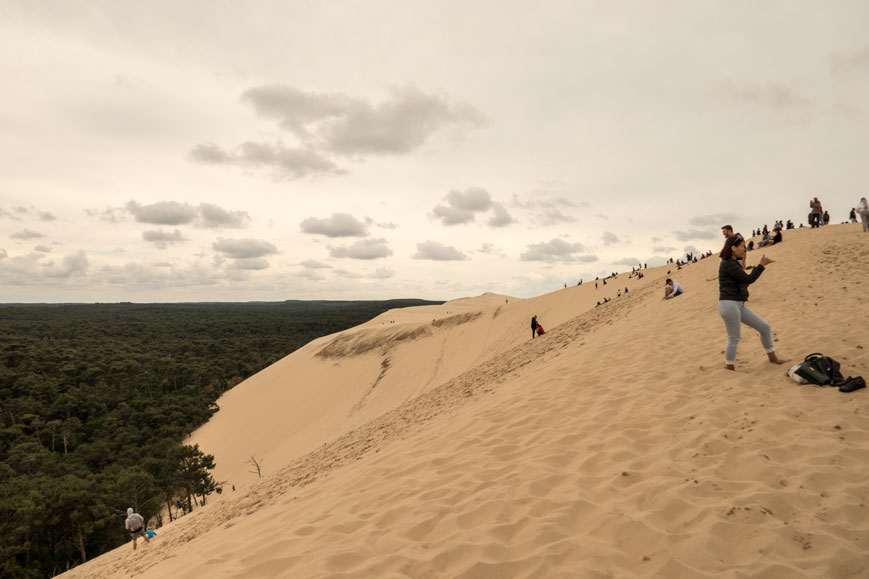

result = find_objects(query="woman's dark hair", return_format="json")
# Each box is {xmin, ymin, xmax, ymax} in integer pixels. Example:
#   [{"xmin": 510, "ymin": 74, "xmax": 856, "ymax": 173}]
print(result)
[{"xmin": 720, "ymin": 234, "xmax": 743, "ymax": 260}]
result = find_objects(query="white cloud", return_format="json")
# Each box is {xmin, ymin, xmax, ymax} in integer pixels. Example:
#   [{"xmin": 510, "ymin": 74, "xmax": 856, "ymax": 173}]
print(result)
[
  {"xmin": 520, "ymin": 239, "xmax": 597, "ymax": 263},
  {"xmin": 653, "ymin": 246, "xmax": 676, "ymax": 253},
  {"xmin": 199, "ymin": 203, "xmax": 250, "ymax": 229},
  {"xmin": 142, "ymin": 229, "xmax": 186, "ymax": 249},
  {"xmin": 334, "ymin": 268, "xmax": 363, "ymax": 279},
  {"xmin": 673, "ymin": 229, "xmax": 717, "ymax": 241},
  {"xmin": 370, "ymin": 267, "xmax": 394, "ymax": 279},
  {"xmin": 329, "ymin": 238, "xmax": 392, "ymax": 260},
  {"xmin": 431, "ymin": 187, "xmax": 513, "ymax": 227},
  {"xmin": 212, "ymin": 237, "xmax": 278, "ymax": 259},
  {"xmin": 300, "ymin": 213, "xmax": 369, "ymax": 237},
  {"xmin": 412, "ymin": 240, "xmax": 467, "ymax": 261},
  {"xmin": 296, "ymin": 268, "xmax": 326, "ymax": 281},
  {"xmin": 300, "ymin": 259, "xmax": 331, "ymax": 269},
  {"xmin": 227, "ymin": 257, "xmax": 270, "ymax": 270},
  {"xmin": 488, "ymin": 203, "xmax": 514, "ymax": 227},
  {"xmin": 600, "ymin": 231, "xmax": 619, "ymax": 245},
  {"xmin": 11, "ymin": 229, "xmax": 45, "ymax": 240},
  {"xmin": 688, "ymin": 213, "xmax": 739, "ymax": 227},
  {"xmin": 612, "ymin": 257, "xmax": 641, "ymax": 266},
  {"xmin": 241, "ymin": 84, "xmax": 486, "ymax": 156},
  {"xmin": 44, "ymin": 251, "xmax": 89, "ymax": 278},
  {"xmin": 126, "ymin": 200, "xmax": 196, "ymax": 226},
  {"xmin": 190, "ymin": 141, "xmax": 342, "ymax": 180}
]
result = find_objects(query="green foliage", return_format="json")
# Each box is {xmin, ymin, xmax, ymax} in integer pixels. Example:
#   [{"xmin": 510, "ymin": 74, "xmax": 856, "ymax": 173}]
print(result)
[{"xmin": 0, "ymin": 299, "xmax": 439, "ymax": 576}]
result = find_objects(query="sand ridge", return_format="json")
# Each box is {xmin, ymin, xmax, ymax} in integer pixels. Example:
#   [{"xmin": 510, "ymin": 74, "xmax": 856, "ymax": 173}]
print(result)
[{"xmin": 61, "ymin": 223, "xmax": 869, "ymax": 579}]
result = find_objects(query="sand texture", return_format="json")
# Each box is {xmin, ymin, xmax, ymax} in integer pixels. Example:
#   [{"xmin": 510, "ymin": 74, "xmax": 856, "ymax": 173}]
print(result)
[{"xmin": 61, "ymin": 223, "xmax": 869, "ymax": 578}]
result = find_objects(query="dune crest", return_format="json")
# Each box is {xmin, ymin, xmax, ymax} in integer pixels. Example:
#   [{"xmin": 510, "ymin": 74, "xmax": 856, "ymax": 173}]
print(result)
[{"xmin": 62, "ymin": 224, "xmax": 869, "ymax": 579}]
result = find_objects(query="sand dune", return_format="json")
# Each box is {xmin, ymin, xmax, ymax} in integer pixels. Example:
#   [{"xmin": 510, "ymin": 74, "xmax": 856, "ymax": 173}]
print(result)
[{"xmin": 62, "ymin": 223, "xmax": 869, "ymax": 579}]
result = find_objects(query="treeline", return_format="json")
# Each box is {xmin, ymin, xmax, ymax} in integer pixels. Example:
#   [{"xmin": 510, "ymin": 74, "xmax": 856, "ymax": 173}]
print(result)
[{"xmin": 0, "ymin": 300, "xmax": 440, "ymax": 578}]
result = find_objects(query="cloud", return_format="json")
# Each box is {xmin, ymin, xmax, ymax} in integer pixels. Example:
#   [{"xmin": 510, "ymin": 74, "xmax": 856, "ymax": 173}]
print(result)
[
  {"xmin": 369, "ymin": 219, "xmax": 398, "ymax": 230},
  {"xmin": 126, "ymin": 200, "xmax": 196, "ymax": 226},
  {"xmin": 34, "ymin": 245, "xmax": 52, "ymax": 253},
  {"xmin": 329, "ymin": 238, "xmax": 392, "ymax": 260},
  {"xmin": 651, "ymin": 236, "xmax": 662, "ymax": 243},
  {"xmin": 0, "ymin": 207, "xmax": 55, "ymax": 222},
  {"xmin": 199, "ymin": 203, "xmax": 250, "ymax": 229},
  {"xmin": 477, "ymin": 243, "xmax": 500, "ymax": 255},
  {"xmin": 227, "ymin": 257, "xmax": 270, "ymax": 270},
  {"xmin": 296, "ymin": 268, "xmax": 326, "ymax": 281},
  {"xmin": 513, "ymin": 195, "xmax": 580, "ymax": 210},
  {"xmin": 142, "ymin": 229, "xmax": 186, "ymax": 249},
  {"xmin": 520, "ymin": 238, "xmax": 597, "ymax": 263},
  {"xmin": 412, "ymin": 240, "xmax": 467, "ymax": 261},
  {"xmin": 44, "ymin": 251, "xmax": 89, "ymax": 278},
  {"xmin": 688, "ymin": 213, "xmax": 739, "ymax": 227},
  {"xmin": 612, "ymin": 257, "xmax": 641, "ymax": 266},
  {"xmin": 595, "ymin": 213, "xmax": 608, "ymax": 220},
  {"xmin": 715, "ymin": 80, "xmax": 812, "ymax": 112},
  {"xmin": 88, "ymin": 207, "xmax": 126, "ymax": 223},
  {"xmin": 370, "ymin": 267, "xmax": 394, "ymax": 279},
  {"xmin": 300, "ymin": 259, "xmax": 331, "ymax": 269},
  {"xmin": 431, "ymin": 187, "xmax": 513, "ymax": 227},
  {"xmin": 300, "ymin": 213, "xmax": 369, "ymax": 237},
  {"xmin": 11, "ymin": 229, "xmax": 45, "ymax": 240},
  {"xmin": 488, "ymin": 203, "xmax": 514, "ymax": 227},
  {"xmin": 0, "ymin": 248, "xmax": 7, "ymax": 259},
  {"xmin": 431, "ymin": 187, "xmax": 491, "ymax": 225},
  {"xmin": 334, "ymin": 268, "xmax": 363, "ymax": 279},
  {"xmin": 673, "ymin": 229, "xmax": 718, "ymax": 241},
  {"xmin": 830, "ymin": 46, "xmax": 869, "ymax": 74},
  {"xmin": 653, "ymin": 246, "xmax": 677, "ymax": 253},
  {"xmin": 600, "ymin": 231, "xmax": 619, "ymax": 245},
  {"xmin": 190, "ymin": 141, "xmax": 342, "ymax": 180},
  {"xmin": 683, "ymin": 245, "xmax": 700, "ymax": 257},
  {"xmin": 241, "ymin": 84, "xmax": 486, "ymax": 156},
  {"xmin": 97, "ymin": 261, "xmax": 221, "ymax": 288},
  {"xmin": 193, "ymin": 84, "xmax": 484, "ymax": 180},
  {"xmin": 212, "ymin": 237, "xmax": 278, "ymax": 259}
]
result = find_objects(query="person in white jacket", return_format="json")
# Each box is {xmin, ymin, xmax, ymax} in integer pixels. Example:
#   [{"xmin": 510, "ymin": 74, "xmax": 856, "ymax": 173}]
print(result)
[
  {"xmin": 858, "ymin": 197, "xmax": 869, "ymax": 232},
  {"xmin": 125, "ymin": 508, "xmax": 150, "ymax": 551}
]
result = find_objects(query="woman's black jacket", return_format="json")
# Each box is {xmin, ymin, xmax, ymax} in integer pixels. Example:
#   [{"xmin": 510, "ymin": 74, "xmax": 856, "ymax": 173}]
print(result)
[{"xmin": 718, "ymin": 260, "xmax": 765, "ymax": 301}]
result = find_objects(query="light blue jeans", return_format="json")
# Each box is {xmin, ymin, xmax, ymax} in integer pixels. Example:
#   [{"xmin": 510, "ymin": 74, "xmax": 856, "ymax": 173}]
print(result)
[{"xmin": 717, "ymin": 300, "xmax": 775, "ymax": 364}]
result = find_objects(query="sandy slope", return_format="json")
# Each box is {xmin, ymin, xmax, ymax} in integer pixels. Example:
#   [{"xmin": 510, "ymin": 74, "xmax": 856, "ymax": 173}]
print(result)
[{"xmin": 62, "ymin": 223, "xmax": 869, "ymax": 579}]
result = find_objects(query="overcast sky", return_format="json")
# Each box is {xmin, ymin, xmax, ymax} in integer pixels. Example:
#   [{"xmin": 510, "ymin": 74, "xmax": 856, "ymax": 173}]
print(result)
[{"xmin": 1, "ymin": 1, "xmax": 867, "ymax": 302}]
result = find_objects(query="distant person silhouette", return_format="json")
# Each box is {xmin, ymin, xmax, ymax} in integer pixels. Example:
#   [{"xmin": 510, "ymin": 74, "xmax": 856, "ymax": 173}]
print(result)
[{"xmin": 531, "ymin": 315, "xmax": 539, "ymax": 339}]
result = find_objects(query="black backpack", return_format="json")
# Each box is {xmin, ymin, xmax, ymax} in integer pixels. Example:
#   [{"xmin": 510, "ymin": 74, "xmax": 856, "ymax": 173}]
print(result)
[{"xmin": 794, "ymin": 353, "xmax": 844, "ymax": 386}]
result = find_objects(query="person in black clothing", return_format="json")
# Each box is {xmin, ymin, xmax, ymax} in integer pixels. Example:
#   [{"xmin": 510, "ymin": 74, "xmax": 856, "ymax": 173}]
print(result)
[
  {"xmin": 531, "ymin": 315, "xmax": 539, "ymax": 339},
  {"xmin": 717, "ymin": 235, "xmax": 786, "ymax": 371}
]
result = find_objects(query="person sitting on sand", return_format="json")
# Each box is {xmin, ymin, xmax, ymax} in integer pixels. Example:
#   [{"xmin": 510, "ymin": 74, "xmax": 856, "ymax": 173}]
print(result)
[
  {"xmin": 125, "ymin": 508, "xmax": 150, "ymax": 551},
  {"xmin": 717, "ymin": 235, "xmax": 786, "ymax": 371},
  {"xmin": 664, "ymin": 278, "xmax": 683, "ymax": 299}
]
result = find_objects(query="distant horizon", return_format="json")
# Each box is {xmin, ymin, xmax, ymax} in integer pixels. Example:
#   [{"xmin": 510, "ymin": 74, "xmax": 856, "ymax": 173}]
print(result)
[{"xmin": 3, "ymin": 2, "xmax": 867, "ymax": 303}]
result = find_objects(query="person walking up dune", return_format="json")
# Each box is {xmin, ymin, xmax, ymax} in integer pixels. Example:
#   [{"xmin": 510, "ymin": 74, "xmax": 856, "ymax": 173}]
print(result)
[
  {"xmin": 717, "ymin": 235, "xmax": 786, "ymax": 371},
  {"xmin": 125, "ymin": 507, "xmax": 150, "ymax": 551},
  {"xmin": 858, "ymin": 197, "xmax": 869, "ymax": 232}
]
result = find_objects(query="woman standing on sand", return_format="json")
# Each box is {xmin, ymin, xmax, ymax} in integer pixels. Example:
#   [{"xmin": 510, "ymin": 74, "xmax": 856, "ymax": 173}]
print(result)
[{"xmin": 717, "ymin": 235, "xmax": 786, "ymax": 371}]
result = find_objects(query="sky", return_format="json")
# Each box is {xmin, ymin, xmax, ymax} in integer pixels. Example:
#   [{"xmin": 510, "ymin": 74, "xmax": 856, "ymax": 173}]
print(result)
[{"xmin": 1, "ymin": 1, "xmax": 867, "ymax": 303}]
